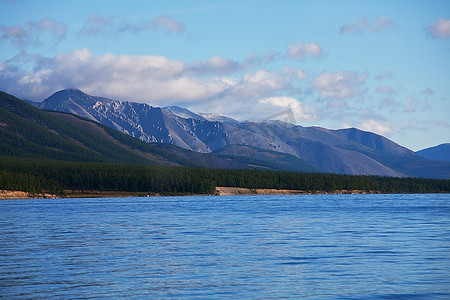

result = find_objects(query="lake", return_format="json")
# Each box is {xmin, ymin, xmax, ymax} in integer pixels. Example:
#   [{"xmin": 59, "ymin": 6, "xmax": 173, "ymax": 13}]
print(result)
[{"xmin": 1, "ymin": 194, "xmax": 449, "ymax": 299}]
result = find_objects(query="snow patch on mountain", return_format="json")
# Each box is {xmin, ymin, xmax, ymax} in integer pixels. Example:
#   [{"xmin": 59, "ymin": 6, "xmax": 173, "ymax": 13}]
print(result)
[{"xmin": 38, "ymin": 89, "xmax": 449, "ymax": 178}]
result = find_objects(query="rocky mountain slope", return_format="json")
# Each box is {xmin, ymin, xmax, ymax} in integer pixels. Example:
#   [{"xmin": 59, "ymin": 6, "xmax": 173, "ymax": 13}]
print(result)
[
  {"xmin": 36, "ymin": 89, "xmax": 450, "ymax": 178},
  {"xmin": 2, "ymin": 91, "xmax": 315, "ymax": 172},
  {"xmin": 1, "ymin": 91, "xmax": 236, "ymax": 168}
]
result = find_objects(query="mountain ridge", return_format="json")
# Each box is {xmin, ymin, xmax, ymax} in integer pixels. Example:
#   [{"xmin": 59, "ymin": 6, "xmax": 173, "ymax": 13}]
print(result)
[
  {"xmin": 0, "ymin": 90, "xmax": 193, "ymax": 166},
  {"xmin": 34, "ymin": 88, "xmax": 450, "ymax": 178},
  {"xmin": 416, "ymin": 143, "xmax": 450, "ymax": 162},
  {"xmin": 1, "ymin": 90, "xmax": 316, "ymax": 172}
]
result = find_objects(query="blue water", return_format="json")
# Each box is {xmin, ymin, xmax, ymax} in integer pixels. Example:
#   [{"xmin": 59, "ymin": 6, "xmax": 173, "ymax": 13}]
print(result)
[{"xmin": 1, "ymin": 194, "xmax": 449, "ymax": 299}]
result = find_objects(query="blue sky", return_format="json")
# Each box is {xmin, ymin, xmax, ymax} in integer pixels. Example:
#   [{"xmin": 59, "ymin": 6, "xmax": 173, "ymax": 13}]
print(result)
[{"xmin": 1, "ymin": 0, "xmax": 449, "ymax": 151}]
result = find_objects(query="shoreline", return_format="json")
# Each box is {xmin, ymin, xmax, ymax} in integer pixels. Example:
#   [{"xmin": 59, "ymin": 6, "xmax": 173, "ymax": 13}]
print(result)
[
  {"xmin": 1, "ymin": 187, "xmax": 385, "ymax": 200},
  {"xmin": 214, "ymin": 187, "xmax": 381, "ymax": 196},
  {"xmin": 3, "ymin": 187, "xmax": 449, "ymax": 200}
]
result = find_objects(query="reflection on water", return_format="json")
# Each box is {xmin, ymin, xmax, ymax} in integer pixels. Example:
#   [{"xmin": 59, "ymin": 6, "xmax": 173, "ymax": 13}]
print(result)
[{"xmin": 1, "ymin": 194, "xmax": 450, "ymax": 299}]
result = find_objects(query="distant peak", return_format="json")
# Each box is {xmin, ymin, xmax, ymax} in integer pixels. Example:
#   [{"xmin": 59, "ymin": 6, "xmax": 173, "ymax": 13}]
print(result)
[
  {"xmin": 49, "ymin": 88, "xmax": 86, "ymax": 97},
  {"xmin": 42, "ymin": 88, "xmax": 94, "ymax": 106},
  {"xmin": 63, "ymin": 88, "xmax": 86, "ymax": 94}
]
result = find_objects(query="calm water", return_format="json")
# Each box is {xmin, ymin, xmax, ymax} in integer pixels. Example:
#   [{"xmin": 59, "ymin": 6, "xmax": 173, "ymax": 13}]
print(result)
[{"xmin": 1, "ymin": 194, "xmax": 449, "ymax": 299}]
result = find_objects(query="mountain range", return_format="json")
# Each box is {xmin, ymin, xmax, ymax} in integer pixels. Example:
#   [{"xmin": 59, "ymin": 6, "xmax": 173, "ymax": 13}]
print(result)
[
  {"xmin": 1, "ymin": 91, "xmax": 317, "ymax": 172},
  {"xmin": 28, "ymin": 88, "xmax": 449, "ymax": 179},
  {"xmin": 1, "ymin": 90, "xmax": 197, "ymax": 167}
]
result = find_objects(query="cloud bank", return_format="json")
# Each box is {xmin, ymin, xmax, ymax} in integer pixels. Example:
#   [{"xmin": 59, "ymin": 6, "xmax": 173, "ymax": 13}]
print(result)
[
  {"xmin": 0, "ymin": 48, "xmax": 235, "ymax": 102},
  {"xmin": 312, "ymin": 71, "xmax": 368, "ymax": 99},
  {"xmin": 0, "ymin": 48, "xmax": 311, "ymax": 119},
  {"xmin": 0, "ymin": 47, "xmax": 325, "ymax": 123}
]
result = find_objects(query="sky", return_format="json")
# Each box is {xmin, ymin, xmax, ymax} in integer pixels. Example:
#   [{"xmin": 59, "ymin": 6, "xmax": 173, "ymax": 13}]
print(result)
[{"xmin": 0, "ymin": 0, "xmax": 449, "ymax": 151}]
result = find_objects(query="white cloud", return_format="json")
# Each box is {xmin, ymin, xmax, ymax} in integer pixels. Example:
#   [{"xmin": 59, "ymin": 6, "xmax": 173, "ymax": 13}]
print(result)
[
  {"xmin": 55, "ymin": 48, "xmax": 91, "ymax": 63},
  {"xmin": 1, "ymin": 49, "xmax": 299, "ymax": 112},
  {"xmin": 376, "ymin": 85, "xmax": 396, "ymax": 94},
  {"xmin": 0, "ymin": 49, "xmax": 312, "ymax": 123},
  {"xmin": 426, "ymin": 17, "xmax": 450, "ymax": 39},
  {"xmin": 0, "ymin": 18, "xmax": 67, "ymax": 48},
  {"xmin": 340, "ymin": 16, "xmax": 394, "ymax": 35},
  {"xmin": 78, "ymin": 13, "xmax": 185, "ymax": 37},
  {"xmin": 245, "ymin": 51, "xmax": 279, "ymax": 66},
  {"xmin": 379, "ymin": 97, "xmax": 401, "ymax": 110},
  {"xmin": 207, "ymin": 55, "xmax": 232, "ymax": 69},
  {"xmin": 201, "ymin": 69, "xmax": 293, "ymax": 114},
  {"xmin": 78, "ymin": 14, "xmax": 126, "ymax": 37},
  {"xmin": 376, "ymin": 70, "xmax": 394, "ymax": 81},
  {"xmin": 258, "ymin": 97, "xmax": 316, "ymax": 122},
  {"xmin": 404, "ymin": 97, "xmax": 416, "ymax": 113},
  {"xmin": 0, "ymin": 48, "xmax": 238, "ymax": 102},
  {"xmin": 294, "ymin": 69, "xmax": 307, "ymax": 80},
  {"xmin": 358, "ymin": 119, "xmax": 392, "ymax": 135},
  {"xmin": 149, "ymin": 15, "xmax": 185, "ymax": 33},
  {"xmin": 404, "ymin": 97, "xmax": 429, "ymax": 113},
  {"xmin": 242, "ymin": 69, "xmax": 289, "ymax": 90},
  {"xmin": 178, "ymin": 69, "xmax": 300, "ymax": 121},
  {"xmin": 285, "ymin": 41, "xmax": 322, "ymax": 61},
  {"xmin": 281, "ymin": 67, "xmax": 307, "ymax": 81},
  {"xmin": 188, "ymin": 55, "xmax": 241, "ymax": 75},
  {"xmin": 312, "ymin": 71, "xmax": 367, "ymax": 99}
]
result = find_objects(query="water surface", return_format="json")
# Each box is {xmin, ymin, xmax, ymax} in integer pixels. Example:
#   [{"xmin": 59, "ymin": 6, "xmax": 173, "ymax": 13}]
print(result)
[{"xmin": 1, "ymin": 194, "xmax": 449, "ymax": 299}]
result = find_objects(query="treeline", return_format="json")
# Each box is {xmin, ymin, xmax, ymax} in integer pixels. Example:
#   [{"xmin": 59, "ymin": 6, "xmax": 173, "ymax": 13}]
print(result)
[
  {"xmin": 1, "ymin": 158, "xmax": 449, "ymax": 196},
  {"xmin": 0, "ymin": 170, "xmax": 63, "ymax": 195},
  {"xmin": 0, "ymin": 159, "xmax": 215, "ymax": 195},
  {"xmin": 208, "ymin": 169, "xmax": 450, "ymax": 194}
]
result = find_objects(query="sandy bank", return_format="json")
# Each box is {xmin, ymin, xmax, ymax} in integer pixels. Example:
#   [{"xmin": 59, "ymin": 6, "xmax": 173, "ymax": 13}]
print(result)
[
  {"xmin": 0, "ymin": 190, "xmax": 30, "ymax": 199},
  {"xmin": 214, "ymin": 187, "xmax": 380, "ymax": 196},
  {"xmin": 1, "ymin": 187, "xmax": 381, "ymax": 199},
  {"xmin": 214, "ymin": 187, "xmax": 306, "ymax": 195},
  {"xmin": 0, "ymin": 190, "xmax": 58, "ymax": 200}
]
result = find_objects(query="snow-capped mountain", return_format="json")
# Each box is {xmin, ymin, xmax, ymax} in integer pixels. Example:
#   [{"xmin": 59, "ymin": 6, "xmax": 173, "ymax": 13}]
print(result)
[{"xmin": 37, "ymin": 89, "xmax": 450, "ymax": 178}]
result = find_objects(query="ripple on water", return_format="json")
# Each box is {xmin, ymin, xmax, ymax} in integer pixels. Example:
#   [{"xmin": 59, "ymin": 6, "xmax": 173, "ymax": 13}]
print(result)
[{"xmin": 1, "ymin": 194, "xmax": 449, "ymax": 299}]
